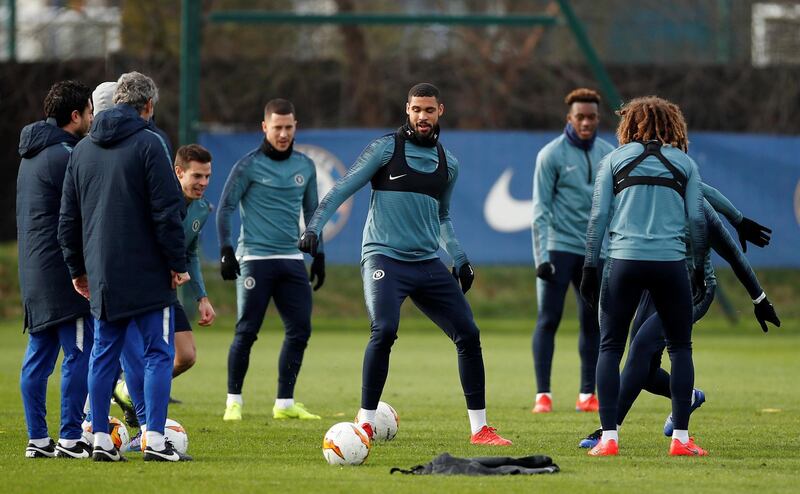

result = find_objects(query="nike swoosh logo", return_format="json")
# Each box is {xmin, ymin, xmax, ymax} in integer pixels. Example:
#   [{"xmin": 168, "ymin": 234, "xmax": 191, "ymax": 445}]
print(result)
[
  {"xmin": 483, "ymin": 168, "xmax": 532, "ymax": 233},
  {"xmin": 565, "ymin": 166, "xmax": 577, "ymax": 173},
  {"xmin": 147, "ymin": 449, "xmax": 180, "ymax": 461},
  {"xmin": 388, "ymin": 174, "xmax": 407, "ymax": 181},
  {"xmin": 95, "ymin": 448, "xmax": 121, "ymax": 461}
]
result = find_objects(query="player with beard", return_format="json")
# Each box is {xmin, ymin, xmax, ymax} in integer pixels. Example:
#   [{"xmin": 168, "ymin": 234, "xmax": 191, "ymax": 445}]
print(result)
[
  {"xmin": 218, "ymin": 99, "xmax": 324, "ymax": 422},
  {"xmin": 299, "ymin": 83, "xmax": 511, "ymax": 445}
]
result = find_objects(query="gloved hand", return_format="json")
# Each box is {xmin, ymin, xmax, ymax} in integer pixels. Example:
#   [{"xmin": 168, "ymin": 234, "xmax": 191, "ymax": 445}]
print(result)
[
  {"xmin": 691, "ymin": 269, "xmax": 706, "ymax": 305},
  {"xmin": 536, "ymin": 262, "xmax": 556, "ymax": 282},
  {"xmin": 579, "ymin": 266, "xmax": 599, "ymax": 310},
  {"xmin": 735, "ymin": 217, "xmax": 771, "ymax": 252},
  {"xmin": 220, "ymin": 245, "xmax": 240, "ymax": 281},
  {"xmin": 298, "ymin": 230, "xmax": 318, "ymax": 257},
  {"xmin": 452, "ymin": 262, "xmax": 475, "ymax": 294},
  {"xmin": 309, "ymin": 254, "xmax": 325, "ymax": 291},
  {"xmin": 753, "ymin": 296, "xmax": 780, "ymax": 333}
]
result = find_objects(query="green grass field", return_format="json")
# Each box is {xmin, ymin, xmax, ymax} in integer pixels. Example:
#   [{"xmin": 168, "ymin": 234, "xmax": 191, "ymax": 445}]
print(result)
[{"xmin": 0, "ymin": 311, "xmax": 798, "ymax": 493}]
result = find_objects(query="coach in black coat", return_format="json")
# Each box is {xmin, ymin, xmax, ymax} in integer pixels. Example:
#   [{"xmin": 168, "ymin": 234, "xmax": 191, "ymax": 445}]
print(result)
[
  {"xmin": 58, "ymin": 98, "xmax": 187, "ymax": 322},
  {"xmin": 17, "ymin": 118, "xmax": 92, "ymax": 333}
]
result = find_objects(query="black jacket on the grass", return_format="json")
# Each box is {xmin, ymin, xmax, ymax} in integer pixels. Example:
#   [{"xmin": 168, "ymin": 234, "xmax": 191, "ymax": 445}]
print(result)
[
  {"xmin": 16, "ymin": 119, "xmax": 91, "ymax": 333},
  {"xmin": 59, "ymin": 104, "xmax": 186, "ymax": 322}
]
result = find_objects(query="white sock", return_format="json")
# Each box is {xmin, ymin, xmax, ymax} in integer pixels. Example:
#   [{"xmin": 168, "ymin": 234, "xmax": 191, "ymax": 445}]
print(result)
[
  {"xmin": 227, "ymin": 393, "xmax": 243, "ymax": 406},
  {"xmin": 358, "ymin": 408, "xmax": 376, "ymax": 425},
  {"xmin": 601, "ymin": 429, "xmax": 619, "ymax": 443},
  {"xmin": 672, "ymin": 429, "xmax": 690, "ymax": 444},
  {"xmin": 94, "ymin": 432, "xmax": 113, "ymax": 450},
  {"xmin": 536, "ymin": 392, "xmax": 552, "ymax": 401},
  {"xmin": 83, "ymin": 396, "xmax": 90, "ymax": 415},
  {"xmin": 30, "ymin": 437, "xmax": 51, "ymax": 448},
  {"xmin": 58, "ymin": 438, "xmax": 78, "ymax": 448},
  {"xmin": 579, "ymin": 393, "xmax": 594, "ymax": 402},
  {"xmin": 146, "ymin": 431, "xmax": 166, "ymax": 451},
  {"xmin": 467, "ymin": 409, "xmax": 487, "ymax": 434},
  {"xmin": 275, "ymin": 398, "xmax": 294, "ymax": 409}
]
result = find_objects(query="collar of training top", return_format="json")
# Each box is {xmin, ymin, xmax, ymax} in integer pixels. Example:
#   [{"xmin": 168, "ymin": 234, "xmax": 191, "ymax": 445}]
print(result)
[
  {"xmin": 260, "ymin": 137, "xmax": 294, "ymax": 161},
  {"xmin": 564, "ymin": 123, "xmax": 596, "ymax": 151},
  {"xmin": 397, "ymin": 120, "xmax": 440, "ymax": 148}
]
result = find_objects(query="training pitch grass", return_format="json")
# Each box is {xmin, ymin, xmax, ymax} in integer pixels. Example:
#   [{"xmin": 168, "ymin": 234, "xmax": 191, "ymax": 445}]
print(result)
[{"xmin": 0, "ymin": 315, "xmax": 797, "ymax": 493}]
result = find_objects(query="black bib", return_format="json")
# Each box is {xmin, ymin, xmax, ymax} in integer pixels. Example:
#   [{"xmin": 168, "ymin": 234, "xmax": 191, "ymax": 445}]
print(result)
[
  {"xmin": 371, "ymin": 134, "xmax": 449, "ymax": 200},
  {"xmin": 613, "ymin": 140, "xmax": 687, "ymax": 197}
]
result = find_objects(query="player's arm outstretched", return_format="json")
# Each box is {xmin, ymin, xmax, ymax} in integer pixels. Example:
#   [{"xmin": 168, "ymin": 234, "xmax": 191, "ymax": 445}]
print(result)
[
  {"xmin": 580, "ymin": 154, "xmax": 613, "ymax": 308},
  {"xmin": 531, "ymin": 148, "xmax": 558, "ymax": 280},
  {"xmin": 704, "ymin": 201, "xmax": 780, "ymax": 332},
  {"xmin": 302, "ymin": 163, "xmax": 325, "ymax": 290},
  {"xmin": 299, "ymin": 137, "xmax": 391, "ymax": 255},
  {"xmin": 216, "ymin": 159, "xmax": 251, "ymax": 280},
  {"xmin": 438, "ymin": 156, "xmax": 473, "ymax": 293},
  {"xmin": 701, "ymin": 182, "xmax": 771, "ymax": 251}
]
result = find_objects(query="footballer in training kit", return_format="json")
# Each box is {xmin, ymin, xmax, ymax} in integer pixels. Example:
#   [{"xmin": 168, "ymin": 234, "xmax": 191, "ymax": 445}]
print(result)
[
  {"xmin": 578, "ymin": 185, "xmax": 779, "ymax": 451},
  {"xmin": 531, "ymin": 88, "xmax": 615, "ymax": 414},
  {"xmin": 17, "ymin": 81, "xmax": 95, "ymax": 459},
  {"xmin": 300, "ymin": 83, "xmax": 511, "ymax": 446},
  {"xmin": 581, "ymin": 96, "xmax": 707, "ymax": 457},
  {"xmin": 218, "ymin": 98, "xmax": 324, "ymax": 422}
]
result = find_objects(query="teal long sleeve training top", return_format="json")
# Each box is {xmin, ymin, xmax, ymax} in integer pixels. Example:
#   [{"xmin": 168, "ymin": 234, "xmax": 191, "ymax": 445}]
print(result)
[{"xmin": 305, "ymin": 135, "xmax": 467, "ymax": 268}]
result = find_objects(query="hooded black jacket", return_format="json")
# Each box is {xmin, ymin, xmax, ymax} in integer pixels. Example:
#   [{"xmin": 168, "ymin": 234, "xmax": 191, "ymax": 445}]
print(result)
[
  {"xmin": 16, "ymin": 119, "xmax": 91, "ymax": 333},
  {"xmin": 58, "ymin": 104, "xmax": 186, "ymax": 322}
]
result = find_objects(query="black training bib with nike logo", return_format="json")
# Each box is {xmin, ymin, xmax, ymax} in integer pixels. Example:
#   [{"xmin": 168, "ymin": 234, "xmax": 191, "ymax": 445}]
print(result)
[{"xmin": 370, "ymin": 133, "xmax": 448, "ymax": 200}]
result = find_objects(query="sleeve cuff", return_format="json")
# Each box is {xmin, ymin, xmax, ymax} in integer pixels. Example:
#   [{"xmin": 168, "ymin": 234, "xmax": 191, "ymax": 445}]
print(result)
[{"xmin": 752, "ymin": 291, "xmax": 766, "ymax": 304}]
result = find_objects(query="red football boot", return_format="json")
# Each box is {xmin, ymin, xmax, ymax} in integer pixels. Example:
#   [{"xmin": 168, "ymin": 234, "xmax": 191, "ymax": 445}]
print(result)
[
  {"xmin": 532, "ymin": 394, "xmax": 552, "ymax": 414},
  {"xmin": 470, "ymin": 426, "xmax": 513, "ymax": 446},
  {"xmin": 588, "ymin": 439, "xmax": 619, "ymax": 456},
  {"xmin": 669, "ymin": 437, "xmax": 707, "ymax": 456},
  {"xmin": 576, "ymin": 394, "xmax": 600, "ymax": 412}
]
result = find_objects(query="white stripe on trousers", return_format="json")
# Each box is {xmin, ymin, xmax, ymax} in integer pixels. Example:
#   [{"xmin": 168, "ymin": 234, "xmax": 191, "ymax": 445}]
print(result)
[
  {"xmin": 75, "ymin": 317, "xmax": 84, "ymax": 352},
  {"xmin": 162, "ymin": 307, "xmax": 170, "ymax": 344}
]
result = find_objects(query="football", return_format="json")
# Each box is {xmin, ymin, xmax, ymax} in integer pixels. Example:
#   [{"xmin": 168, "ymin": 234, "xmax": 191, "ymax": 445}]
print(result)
[
  {"xmin": 372, "ymin": 401, "xmax": 399, "ymax": 441},
  {"xmin": 164, "ymin": 418, "xmax": 189, "ymax": 454},
  {"xmin": 83, "ymin": 416, "xmax": 130, "ymax": 451},
  {"xmin": 322, "ymin": 422, "xmax": 371, "ymax": 466}
]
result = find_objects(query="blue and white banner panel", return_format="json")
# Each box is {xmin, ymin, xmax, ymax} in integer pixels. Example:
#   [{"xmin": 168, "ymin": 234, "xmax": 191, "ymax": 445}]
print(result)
[{"xmin": 199, "ymin": 129, "xmax": 800, "ymax": 267}]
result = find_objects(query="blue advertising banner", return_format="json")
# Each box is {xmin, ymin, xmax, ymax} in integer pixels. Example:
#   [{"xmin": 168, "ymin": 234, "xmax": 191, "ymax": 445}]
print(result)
[{"xmin": 198, "ymin": 129, "xmax": 800, "ymax": 267}]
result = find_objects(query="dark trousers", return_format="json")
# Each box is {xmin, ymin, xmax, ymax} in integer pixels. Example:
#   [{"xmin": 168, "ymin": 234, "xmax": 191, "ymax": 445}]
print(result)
[
  {"xmin": 227, "ymin": 259, "xmax": 312, "ymax": 398},
  {"xmin": 597, "ymin": 258, "xmax": 694, "ymax": 431},
  {"xmin": 21, "ymin": 318, "xmax": 93, "ymax": 440},
  {"xmin": 361, "ymin": 255, "xmax": 485, "ymax": 410},
  {"xmin": 616, "ymin": 285, "xmax": 715, "ymax": 425},
  {"xmin": 533, "ymin": 251, "xmax": 601, "ymax": 394}
]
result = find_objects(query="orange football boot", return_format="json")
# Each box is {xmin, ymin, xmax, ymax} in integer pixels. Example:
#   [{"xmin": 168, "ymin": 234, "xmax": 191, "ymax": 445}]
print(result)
[
  {"xmin": 669, "ymin": 437, "xmax": 707, "ymax": 456},
  {"xmin": 532, "ymin": 394, "xmax": 552, "ymax": 414},
  {"xmin": 576, "ymin": 394, "xmax": 600, "ymax": 412},
  {"xmin": 588, "ymin": 439, "xmax": 618, "ymax": 456},
  {"xmin": 470, "ymin": 426, "xmax": 513, "ymax": 446}
]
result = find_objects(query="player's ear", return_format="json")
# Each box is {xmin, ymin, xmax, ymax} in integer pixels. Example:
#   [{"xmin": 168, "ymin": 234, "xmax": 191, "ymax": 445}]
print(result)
[
  {"xmin": 438, "ymin": 103, "xmax": 444, "ymax": 117},
  {"xmin": 261, "ymin": 119, "xmax": 268, "ymax": 133},
  {"xmin": 405, "ymin": 102, "xmax": 411, "ymax": 116},
  {"xmin": 175, "ymin": 166, "xmax": 184, "ymax": 179}
]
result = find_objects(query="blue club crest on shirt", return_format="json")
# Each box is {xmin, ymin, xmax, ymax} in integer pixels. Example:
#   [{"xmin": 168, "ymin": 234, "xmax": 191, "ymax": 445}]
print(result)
[{"xmin": 294, "ymin": 174, "xmax": 305, "ymax": 186}]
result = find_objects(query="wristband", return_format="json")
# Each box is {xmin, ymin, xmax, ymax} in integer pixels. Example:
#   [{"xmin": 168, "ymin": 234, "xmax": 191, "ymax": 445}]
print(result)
[{"xmin": 752, "ymin": 291, "xmax": 766, "ymax": 304}]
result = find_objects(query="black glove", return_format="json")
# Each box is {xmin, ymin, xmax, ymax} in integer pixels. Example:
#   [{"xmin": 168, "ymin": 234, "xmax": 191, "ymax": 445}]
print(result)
[
  {"xmin": 298, "ymin": 230, "xmax": 318, "ymax": 257},
  {"xmin": 536, "ymin": 262, "xmax": 556, "ymax": 282},
  {"xmin": 579, "ymin": 266, "xmax": 599, "ymax": 310},
  {"xmin": 220, "ymin": 245, "xmax": 240, "ymax": 281},
  {"xmin": 753, "ymin": 296, "xmax": 780, "ymax": 333},
  {"xmin": 452, "ymin": 262, "xmax": 475, "ymax": 294},
  {"xmin": 691, "ymin": 269, "xmax": 706, "ymax": 305},
  {"xmin": 309, "ymin": 254, "xmax": 325, "ymax": 291},
  {"xmin": 735, "ymin": 217, "xmax": 771, "ymax": 253}
]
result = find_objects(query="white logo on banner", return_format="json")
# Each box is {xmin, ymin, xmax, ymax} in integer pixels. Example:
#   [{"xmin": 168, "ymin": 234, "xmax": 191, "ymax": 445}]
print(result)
[
  {"xmin": 295, "ymin": 144, "xmax": 353, "ymax": 241},
  {"xmin": 484, "ymin": 168, "xmax": 533, "ymax": 233}
]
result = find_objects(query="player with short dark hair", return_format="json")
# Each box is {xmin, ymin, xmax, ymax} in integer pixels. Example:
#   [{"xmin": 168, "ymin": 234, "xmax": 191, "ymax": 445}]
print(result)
[
  {"xmin": 218, "ymin": 98, "xmax": 324, "ymax": 422},
  {"xmin": 299, "ymin": 82, "xmax": 512, "ymax": 446},
  {"xmin": 581, "ymin": 95, "xmax": 708, "ymax": 456},
  {"xmin": 531, "ymin": 88, "xmax": 616, "ymax": 413},
  {"xmin": 18, "ymin": 80, "xmax": 94, "ymax": 459}
]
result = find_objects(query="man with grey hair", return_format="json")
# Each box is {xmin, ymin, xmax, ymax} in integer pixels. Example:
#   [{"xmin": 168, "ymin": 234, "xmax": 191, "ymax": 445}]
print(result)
[{"xmin": 59, "ymin": 71, "xmax": 191, "ymax": 462}]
